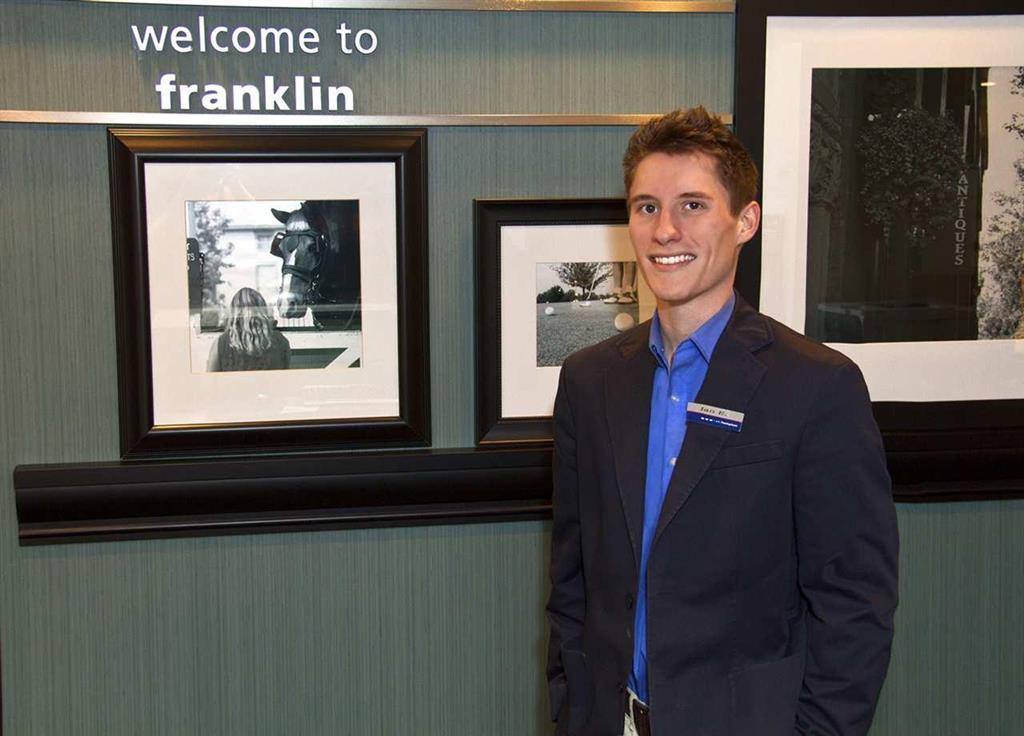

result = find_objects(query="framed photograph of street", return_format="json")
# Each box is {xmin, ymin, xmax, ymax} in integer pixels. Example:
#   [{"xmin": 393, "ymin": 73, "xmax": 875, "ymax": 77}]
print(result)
[
  {"xmin": 475, "ymin": 199, "xmax": 655, "ymax": 445},
  {"xmin": 734, "ymin": 0, "xmax": 1024, "ymax": 499},
  {"xmin": 108, "ymin": 127, "xmax": 429, "ymax": 458}
]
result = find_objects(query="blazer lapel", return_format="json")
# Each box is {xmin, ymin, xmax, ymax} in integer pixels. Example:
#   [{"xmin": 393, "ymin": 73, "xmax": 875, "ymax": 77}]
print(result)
[
  {"xmin": 654, "ymin": 300, "xmax": 773, "ymax": 542},
  {"xmin": 605, "ymin": 322, "xmax": 656, "ymax": 569}
]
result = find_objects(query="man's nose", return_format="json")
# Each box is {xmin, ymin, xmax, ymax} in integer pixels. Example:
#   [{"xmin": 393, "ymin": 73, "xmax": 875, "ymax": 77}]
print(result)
[{"xmin": 655, "ymin": 210, "xmax": 680, "ymax": 245}]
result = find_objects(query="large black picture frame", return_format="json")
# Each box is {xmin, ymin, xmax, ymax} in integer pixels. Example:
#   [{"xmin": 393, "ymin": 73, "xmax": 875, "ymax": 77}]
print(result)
[
  {"xmin": 734, "ymin": 0, "xmax": 1024, "ymax": 499},
  {"xmin": 475, "ymin": 198, "xmax": 636, "ymax": 445},
  {"xmin": 108, "ymin": 127, "xmax": 430, "ymax": 458}
]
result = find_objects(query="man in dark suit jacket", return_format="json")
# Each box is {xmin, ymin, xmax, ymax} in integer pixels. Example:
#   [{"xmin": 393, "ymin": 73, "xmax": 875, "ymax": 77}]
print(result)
[{"xmin": 546, "ymin": 108, "xmax": 899, "ymax": 736}]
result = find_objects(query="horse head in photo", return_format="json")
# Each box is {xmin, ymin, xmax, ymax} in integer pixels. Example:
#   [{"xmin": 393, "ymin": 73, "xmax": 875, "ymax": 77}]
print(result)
[
  {"xmin": 270, "ymin": 203, "xmax": 328, "ymax": 321},
  {"xmin": 269, "ymin": 201, "xmax": 361, "ymax": 330}
]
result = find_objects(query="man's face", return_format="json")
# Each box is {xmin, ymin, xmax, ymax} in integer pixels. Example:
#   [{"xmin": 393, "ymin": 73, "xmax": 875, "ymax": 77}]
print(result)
[{"xmin": 627, "ymin": 151, "xmax": 759, "ymax": 315}]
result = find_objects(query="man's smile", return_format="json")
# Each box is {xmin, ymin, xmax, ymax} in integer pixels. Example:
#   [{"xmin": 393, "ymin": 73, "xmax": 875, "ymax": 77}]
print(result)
[{"xmin": 650, "ymin": 253, "xmax": 696, "ymax": 266}]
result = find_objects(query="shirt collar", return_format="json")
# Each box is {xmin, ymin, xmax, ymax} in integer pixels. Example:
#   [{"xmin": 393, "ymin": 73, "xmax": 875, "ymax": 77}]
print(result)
[{"xmin": 648, "ymin": 292, "xmax": 736, "ymax": 366}]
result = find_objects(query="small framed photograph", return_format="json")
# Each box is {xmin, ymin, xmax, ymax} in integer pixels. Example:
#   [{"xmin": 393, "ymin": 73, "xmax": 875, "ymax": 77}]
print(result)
[
  {"xmin": 475, "ymin": 199, "xmax": 655, "ymax": 445},
  {"xmin": 735, "ymin": 1, "xmax": 1024, "ymax": 496},
  {"xmin": 108, "ymin": 128, "xmax": 429, "ymax": 458}
]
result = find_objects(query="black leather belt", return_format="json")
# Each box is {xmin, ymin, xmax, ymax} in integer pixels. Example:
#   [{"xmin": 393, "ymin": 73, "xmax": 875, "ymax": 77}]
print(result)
[{"xmin": 626, "ymin": 692, "xmax": 651, "ymax": 736}]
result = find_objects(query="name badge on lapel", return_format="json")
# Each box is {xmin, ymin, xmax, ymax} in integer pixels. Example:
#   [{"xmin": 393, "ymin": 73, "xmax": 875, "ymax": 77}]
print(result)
[{"xmin": 686, "ymin": 402, "xmax": 744, "ymax": 432}]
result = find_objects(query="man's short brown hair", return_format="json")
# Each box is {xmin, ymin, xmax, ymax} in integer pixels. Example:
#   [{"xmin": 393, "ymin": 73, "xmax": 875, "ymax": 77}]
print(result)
[{"xmin": 623, "ymin": 106, "xmax": 758, "ymax": 216}]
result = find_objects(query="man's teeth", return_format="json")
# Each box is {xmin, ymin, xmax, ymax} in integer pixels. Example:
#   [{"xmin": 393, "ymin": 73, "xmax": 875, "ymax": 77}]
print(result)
[{"xmin": 652, "ymin": 254, "xmax": 696, "ymax": 265}]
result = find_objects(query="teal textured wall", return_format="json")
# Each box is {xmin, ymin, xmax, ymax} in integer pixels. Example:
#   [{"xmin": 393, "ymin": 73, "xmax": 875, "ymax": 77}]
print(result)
[{"xmin": 2, "ymin": 3, "xmax": 1023, "ymax": 735}]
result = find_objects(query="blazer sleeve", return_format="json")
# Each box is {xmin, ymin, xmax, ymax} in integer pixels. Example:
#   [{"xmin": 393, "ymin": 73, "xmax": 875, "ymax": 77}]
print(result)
[
  {"xmin": 546, "ymin": 364, "xmax": 587, "ymax": 724},
  {"xmin": 793, "ymin": 360, "xmax": 899, "ymax": 735}
]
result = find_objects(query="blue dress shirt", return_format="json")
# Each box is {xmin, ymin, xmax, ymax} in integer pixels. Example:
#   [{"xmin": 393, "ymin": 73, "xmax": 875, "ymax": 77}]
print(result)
[{"xmin": 629, "ymin": 293, "xmax": 736, "ymax": 705}]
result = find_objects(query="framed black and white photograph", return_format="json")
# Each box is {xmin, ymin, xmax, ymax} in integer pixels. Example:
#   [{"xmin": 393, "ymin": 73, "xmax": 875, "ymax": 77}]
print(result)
[
  {"xmin": 535, "ymin": 259, "xmax": 642, "ymax": 367},
  {"xmin": 108, "ymin": 128, "xmax": 429, "ymax": 458},
  {"xmin": 475, "ymin": 199, "xmax": 655, "ymax": 445},
  {"xmin": 735, "ymin": 1, "xmax": 1024, "ymax": 498},
  {"xmin": 186, "ymin": 199, "xmax": 363, "ymax": 374}
]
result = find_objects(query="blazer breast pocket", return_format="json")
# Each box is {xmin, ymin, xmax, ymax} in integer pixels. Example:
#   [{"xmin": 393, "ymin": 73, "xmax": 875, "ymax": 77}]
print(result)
[{"xmin": 710, "ymin": 439, "xmax": 784, "ymax": 470}]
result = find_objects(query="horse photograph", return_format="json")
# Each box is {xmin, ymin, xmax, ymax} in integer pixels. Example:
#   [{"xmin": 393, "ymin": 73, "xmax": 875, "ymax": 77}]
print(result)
[{"xmin": 185, "ymin": 198, "xmax": 362, "ymax": 374}]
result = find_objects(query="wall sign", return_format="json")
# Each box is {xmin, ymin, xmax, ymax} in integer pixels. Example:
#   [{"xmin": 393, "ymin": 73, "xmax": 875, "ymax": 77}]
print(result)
[{"xmin": 131, "ymin": 16, "xmax": 379, "ymax": 112}]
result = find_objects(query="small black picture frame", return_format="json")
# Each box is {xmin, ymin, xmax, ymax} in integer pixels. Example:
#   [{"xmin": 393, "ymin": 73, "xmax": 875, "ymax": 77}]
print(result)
[
  {"xmin": 475, "ymin": 198, "xmax": 643, "ymax": 446},
  {"xmin": 108, "ymin": 127, "xmax": 430, "ymax": 458}
]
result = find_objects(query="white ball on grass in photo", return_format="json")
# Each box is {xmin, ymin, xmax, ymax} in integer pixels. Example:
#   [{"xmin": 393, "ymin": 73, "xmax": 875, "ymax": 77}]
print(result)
[
  {"xmin": 614, "ymin": 312, "xmax": 635, "ymax": 332},
  {"xmin": 544, "ymin": 306, "xmax": 555, "ymax": 316}
]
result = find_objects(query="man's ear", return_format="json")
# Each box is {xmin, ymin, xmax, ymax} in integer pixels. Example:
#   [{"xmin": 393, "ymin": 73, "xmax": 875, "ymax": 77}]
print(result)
[{"xmin": 736, "ymin": 200, "xmax": 761, "ymax": 246}]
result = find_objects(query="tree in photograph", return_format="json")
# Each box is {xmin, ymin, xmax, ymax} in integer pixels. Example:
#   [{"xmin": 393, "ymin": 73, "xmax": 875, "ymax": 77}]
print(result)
[
  {"xmin": 1005, "ymin": 66, "xmax": 1024, "ymax": 140},
  {"xmin": 550, "ymin": 262, "xmax": 612, "ymax": 301},
  {"xmin": 858, "ymin": 105, "xmax": 963, "ymax": 255},
  {"xmin": 537, "ymin": 284, "xmax": 566, "ymax": 303},
  {"xmin": 978, "ymin": 67, "xmax": 1024, "ymax": 339},
  {"xmin": 977, "ymin": 194, "xmax": 1024, "ymax": 337},
  {"xmin": 190, "ymin": 202, "xmax": 233, "ymax": 328}
]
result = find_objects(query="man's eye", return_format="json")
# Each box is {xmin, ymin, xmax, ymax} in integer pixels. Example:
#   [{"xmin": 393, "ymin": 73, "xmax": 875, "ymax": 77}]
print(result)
[
  {"xmin": 682, "ymin": 201, "xmax": 704, "ymax": 212},
  {"xmin": 638, "ymin": 203, "xmax": 657, "ymax": 215}
]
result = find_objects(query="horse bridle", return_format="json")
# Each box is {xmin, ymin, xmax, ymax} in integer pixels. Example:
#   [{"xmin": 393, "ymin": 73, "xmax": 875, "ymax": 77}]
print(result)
[{"xmin": 271, "ymin": 228, "xmax": 327, "ymax": 303}]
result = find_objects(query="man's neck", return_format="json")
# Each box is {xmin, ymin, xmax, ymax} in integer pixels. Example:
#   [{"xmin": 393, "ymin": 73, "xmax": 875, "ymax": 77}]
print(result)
[{"xmin": 656, "ymin": 291, "xmax": 733, "ymax": 364}]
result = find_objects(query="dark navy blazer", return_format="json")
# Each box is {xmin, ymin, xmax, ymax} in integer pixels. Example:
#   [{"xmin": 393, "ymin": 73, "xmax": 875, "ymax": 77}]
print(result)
[{"xmin": 546, "ymin": 297, "xmax": 899, "ymax": 736}]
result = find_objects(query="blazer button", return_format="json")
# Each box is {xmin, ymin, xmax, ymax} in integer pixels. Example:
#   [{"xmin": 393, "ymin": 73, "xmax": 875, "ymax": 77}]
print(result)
[{"xmin": 626, "ymin": 593, "xmax": 635, "ymax": 610}]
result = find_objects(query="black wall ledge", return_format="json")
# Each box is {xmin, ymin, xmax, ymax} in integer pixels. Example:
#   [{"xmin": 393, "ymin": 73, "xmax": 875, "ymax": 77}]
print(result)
[
  {"xmin": 14, "ymin": 443, "xmax": 1024, "ymax": 545},
  {"xmin": 14, "ymin": 447, "xmax": 553, "ymax": 545}
]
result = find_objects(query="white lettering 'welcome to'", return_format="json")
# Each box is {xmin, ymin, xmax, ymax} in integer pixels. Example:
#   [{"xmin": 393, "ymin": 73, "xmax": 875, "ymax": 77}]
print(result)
[{"xmin": 131, "ymin": 16, "xmax": 321, "ymax": 55}]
